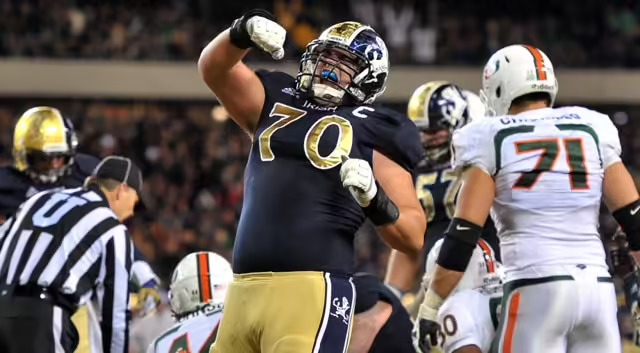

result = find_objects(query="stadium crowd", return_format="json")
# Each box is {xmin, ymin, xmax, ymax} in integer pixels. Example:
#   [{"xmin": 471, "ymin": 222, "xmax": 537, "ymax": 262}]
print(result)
[{"xmin": 1, "ymin": 0, "xmax": 640, "ymax": 66}]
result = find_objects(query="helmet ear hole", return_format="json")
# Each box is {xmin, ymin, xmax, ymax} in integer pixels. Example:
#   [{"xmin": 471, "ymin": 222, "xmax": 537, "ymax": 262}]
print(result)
[{"xmin": 496, "ymin": 86, "xmax": 501, "ymax": 98}]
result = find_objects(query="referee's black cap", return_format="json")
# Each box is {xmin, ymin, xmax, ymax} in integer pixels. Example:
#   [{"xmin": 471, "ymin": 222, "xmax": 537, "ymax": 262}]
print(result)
[{"xmin": 92, "ymin": 156, "xmax": 148, "ymax": 210}]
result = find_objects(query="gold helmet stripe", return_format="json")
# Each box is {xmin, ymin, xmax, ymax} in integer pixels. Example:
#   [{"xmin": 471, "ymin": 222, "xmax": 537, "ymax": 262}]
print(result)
[
  {"xmin": 322, "ymin": 21, "xmax": 368, "ymax": 44},
  {"xmin": 407, "ymin": 81, "xmax": 451, "ymax": 125}
]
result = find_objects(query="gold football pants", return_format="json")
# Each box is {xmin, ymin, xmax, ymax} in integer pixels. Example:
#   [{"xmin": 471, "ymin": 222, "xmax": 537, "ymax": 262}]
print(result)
[{"xmin": 210, "ymin": 271, "xmax": 355, "ymax": 353}]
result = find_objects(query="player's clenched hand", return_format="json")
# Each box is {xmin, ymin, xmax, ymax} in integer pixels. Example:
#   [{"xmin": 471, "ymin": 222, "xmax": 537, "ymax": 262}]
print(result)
[
  {"xmin": 340, "ymin": 155, "xmax": 377, "ymax": 207},
  {"xmin": 230, "ymin": 9, "xmax": 285, "ymax": 60},
  {"xmin": 247, "ymin": 16, "xmax": 286, "ymax": 59},
  {"xmin": 413, "ymin": 302, "xmax": 440, "ymax": 353}
]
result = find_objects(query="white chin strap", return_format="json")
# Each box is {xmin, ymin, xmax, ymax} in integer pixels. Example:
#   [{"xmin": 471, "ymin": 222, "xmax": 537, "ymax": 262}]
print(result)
[{"xmin": 311, "ymin": 83, "xmax": 345, "ymax": 105}]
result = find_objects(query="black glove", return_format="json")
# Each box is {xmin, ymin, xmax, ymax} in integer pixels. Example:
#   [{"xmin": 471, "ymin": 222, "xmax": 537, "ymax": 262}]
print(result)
[
  {"xmin": 611, "ymin": 228, "xmax": 635, "ymax": 278},
  {"xmin": 413, "ymin": 317, "xmax": 440, "ymax": 353}
]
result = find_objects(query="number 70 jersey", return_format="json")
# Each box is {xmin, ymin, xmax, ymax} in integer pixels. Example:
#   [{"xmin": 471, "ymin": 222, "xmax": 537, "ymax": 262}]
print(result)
[{"xmin": 451, "ymin": 106, "xmax": 622, "ymax": 274}]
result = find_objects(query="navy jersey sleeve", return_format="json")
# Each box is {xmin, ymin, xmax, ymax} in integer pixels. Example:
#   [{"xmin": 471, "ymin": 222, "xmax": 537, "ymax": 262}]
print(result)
[
  {"xmin": 58, "ymin": 153, "xmax": 99, "ymax": 189},
  {"xmin": 71, "ymin": 153, "xmax": 100, "ymax": 183},
  {"xmin": 0, "ymin": 167, "xmax": 30, "ymax": 219},
  {"xmin": 359, "ymin": 107, "xmax": 423, "ymax": 174},
  {"xmin": 255, "ymin": 70, "xmax": 298, "ymax": 105}
]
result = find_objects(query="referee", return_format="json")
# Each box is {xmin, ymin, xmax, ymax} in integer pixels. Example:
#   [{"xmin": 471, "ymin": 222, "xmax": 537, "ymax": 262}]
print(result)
[{"xmin": 0, "ymin": 155, "xmax": 145, "ymax": 353}]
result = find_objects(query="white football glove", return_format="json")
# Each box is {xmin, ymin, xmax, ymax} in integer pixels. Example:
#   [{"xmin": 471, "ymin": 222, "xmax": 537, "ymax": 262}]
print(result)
[
  {"xmin": 246, "ymin": 16, "xmax": 286, "ymax": 60},
  {"xmin": 340, "ymin": 156, "xmax": 377, "ymax": 207}
]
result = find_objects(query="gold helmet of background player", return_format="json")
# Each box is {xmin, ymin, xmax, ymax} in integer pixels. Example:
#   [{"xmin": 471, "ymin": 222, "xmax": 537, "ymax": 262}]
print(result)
[
  {"xmin": 13, "ymin": 106, "xmax": 78, "ymax": 184},
  {"xmin": 407, "ymin": 81, "xmax": 472, "ymax": 167}
]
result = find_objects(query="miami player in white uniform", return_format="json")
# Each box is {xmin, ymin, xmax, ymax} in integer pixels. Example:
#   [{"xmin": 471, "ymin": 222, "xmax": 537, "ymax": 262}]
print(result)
[
  {"xmin": 147, "ymin": 251, "xmax": 233, "ymax": 353},
  {"xmin": 415, "ymin": 44, "xmax": 640, "ymax": 353},
  {"xmin": 416, "ymin": 238, "xmax": 503, "ymax": 353},
  {"xmin": 384, "ymin": 81, "xmax": 499, "ymax": 318}
]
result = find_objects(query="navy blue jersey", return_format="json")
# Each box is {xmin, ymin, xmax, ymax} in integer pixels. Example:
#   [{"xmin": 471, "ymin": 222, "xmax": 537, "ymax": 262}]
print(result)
[
  {"xmin": 0, "ymin": 153, "xmax": 99, "ymax": 219},
  {"xmin": 415, "ymin": 163, "xmax": 460, "ymax": 238},
  {"xmin": 232, "ymin": 70, "xmax": 423, "ymax": 274}
]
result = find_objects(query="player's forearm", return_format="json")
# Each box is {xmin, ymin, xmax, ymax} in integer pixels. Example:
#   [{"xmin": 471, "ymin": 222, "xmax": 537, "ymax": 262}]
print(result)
[
  {"xmin": 422, "ymin": 217, "xmax": 481, "ymax": 315},
  {"xmin": 430, "ymin": 264, "xmax": 464, "ymax": 299},
  {"xmin": 348, "ymin": 301, "xmax": 393, "ymax": 353},
  {"xmin": 378, "ymin": 207, "xmax": 425, "ymax": 255},
  {"xmin": 418, "ymin": 265, "xmax": 464, "ymax": 321},
  {"xmin": 384, "ymin": 249, "xmax": 421, "ymax": 293},
  {"xmin": 198, "ymin": 30, "xmax": 250, "ymax": 85}
]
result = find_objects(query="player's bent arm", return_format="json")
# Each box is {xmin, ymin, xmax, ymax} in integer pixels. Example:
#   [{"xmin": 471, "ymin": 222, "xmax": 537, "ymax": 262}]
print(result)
[
  {"xmin": 347, "ymin": 301, "xmax": 393, "ymax": 353},
  {"xmin": 198, "ymin": 29, "xmax": 265, "ymax": 133},
  {"xmin": 603, "ymin": 162, "xmax": 640, "ymax": 263},
  {"xmin": 424, "ymin": 167, "xmax": 494, "ymax": 313},
  {"xmin": 372, "ymin": 150, "xmax": 426, "ymax": 255},
  {"xmin": 384, "ymin": 249, "xmax": 421, "ymax": 295}
]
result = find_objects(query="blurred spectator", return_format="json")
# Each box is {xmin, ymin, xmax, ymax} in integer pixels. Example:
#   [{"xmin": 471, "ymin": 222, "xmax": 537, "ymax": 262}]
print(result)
[
  {"xmin": 274, "ymin": 0, "xmax": 319, "ymax": 56},
  {"xmin": 1, "ymin": 0, "xmax": 640, "ymax": 66}
]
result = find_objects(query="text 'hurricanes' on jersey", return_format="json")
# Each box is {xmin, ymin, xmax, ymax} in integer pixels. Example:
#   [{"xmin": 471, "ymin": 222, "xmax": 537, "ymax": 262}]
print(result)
[
  {"xmin": 233, "ymin": 70, "xmax": 422, "ymax": 274},
  {"xmin": 452, "ymin": 106, "xmax": 621, "ymax": 277}
]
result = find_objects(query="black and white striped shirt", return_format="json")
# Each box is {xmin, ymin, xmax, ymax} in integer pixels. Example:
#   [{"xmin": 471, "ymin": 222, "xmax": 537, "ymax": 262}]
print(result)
[{"xmin": 0, "ymin": 187, "xmax": 132, "ymax": 353}]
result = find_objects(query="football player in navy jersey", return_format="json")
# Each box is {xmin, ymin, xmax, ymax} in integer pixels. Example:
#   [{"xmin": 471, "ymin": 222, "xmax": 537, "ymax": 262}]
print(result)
[
  {"xmin": 0, "ymin": 106, "xmax": 161, "ymax": 353},
  {"xmin": 384, "ymin": 82, "xmax": 500, "ymax": 314},
  {"xmin": 198, "ymin": 9, "xmax": 426, "ymax": 353}
]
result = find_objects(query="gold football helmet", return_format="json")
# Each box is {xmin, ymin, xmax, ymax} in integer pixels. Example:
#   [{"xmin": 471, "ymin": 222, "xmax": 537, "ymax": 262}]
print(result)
[
  {"xmin": 13, "ymin": 106, "xmax": 78, "ymax": 184},
  {"xmin": 407, "ymin": 81, "xmax": 471, "ymax": 166}
]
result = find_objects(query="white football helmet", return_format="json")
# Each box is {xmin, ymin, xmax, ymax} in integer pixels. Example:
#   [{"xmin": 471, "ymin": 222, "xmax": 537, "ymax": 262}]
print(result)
[
  {"xmin": 424, "ymin": 238, "xmax": 503, "ymax": 295},
  {"xmin": 169, "ymin": 251, "xmax": 233, "ymax": 316},
  {"xmin": 480, "ymin": 44, "xmax": 558, "ymax": 116}
]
